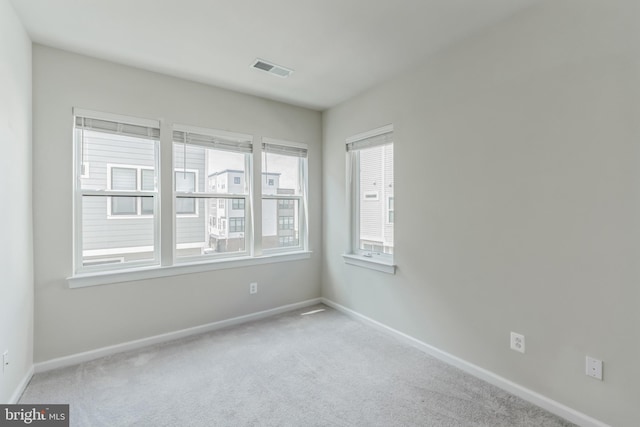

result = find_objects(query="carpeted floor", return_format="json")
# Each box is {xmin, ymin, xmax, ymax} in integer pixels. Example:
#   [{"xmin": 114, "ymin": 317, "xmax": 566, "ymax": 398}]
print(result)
[{"xmin": 20, "ymin": 304, "xmax": 575, "ymax": 427}]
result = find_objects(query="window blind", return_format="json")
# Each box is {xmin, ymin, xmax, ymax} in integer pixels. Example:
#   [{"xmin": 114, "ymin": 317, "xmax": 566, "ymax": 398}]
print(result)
[
  {"xmin": 173, "ymin": 130, "xmax": 252, "ymax": 153},
  {"xmin": 75, "ymin": 116, "xmax": 160, "ymax": 139},
  {"xmin": 262, "ymin": 142, "xmax": 307, "ymax": 158},
  {"xmin": 346, "ymin": 131, "xmax": 393, "ymax": 152}
]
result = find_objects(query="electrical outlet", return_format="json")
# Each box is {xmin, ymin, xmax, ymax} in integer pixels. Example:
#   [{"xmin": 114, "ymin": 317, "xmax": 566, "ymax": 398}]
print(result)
[
  {"xmin": 249, "ymin": 282, "xmax": 258, "ymax": 294},
  {"xmin": 2, "ymin": 350, "xmax": 8, "ymax": 373},
  {"xmin": 586, "ymin": 356, "xmax": 603, "ymax": 380},
  {"xmin": 510, "ymin": 332, "xmax": 525, "ymax": 353}
]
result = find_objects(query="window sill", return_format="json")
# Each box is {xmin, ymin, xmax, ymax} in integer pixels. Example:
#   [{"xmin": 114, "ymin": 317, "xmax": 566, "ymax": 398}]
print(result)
[
  {"xmin": 342, "ymin": 253, "xmax": 396, "ymax": 274},
  {"xmin": 68, "ymin": 251, "xmax": 312, "ymax": 288}
]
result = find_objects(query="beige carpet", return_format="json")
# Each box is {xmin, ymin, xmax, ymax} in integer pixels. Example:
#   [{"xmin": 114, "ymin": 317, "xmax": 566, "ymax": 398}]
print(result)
[{"xmin": 20, "ymin": 304, "xmax": 575, "ymax": 426}]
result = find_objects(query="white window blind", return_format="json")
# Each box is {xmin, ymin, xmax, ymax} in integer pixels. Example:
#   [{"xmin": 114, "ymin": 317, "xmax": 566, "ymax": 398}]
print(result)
[
  {"xmin": 346, "ymin": 129, "xmax": 393, "ymax": 152},
  {"xmin": 172, "ymin": 130, "xmax": 252, "ymax": 153},
  {"xmin": 262, "ymin": 142, "xmax": 307, "ymax": 158},
  {"xmin": 75, "ymin": 116, "xmax": 160, "ymax": 140}
]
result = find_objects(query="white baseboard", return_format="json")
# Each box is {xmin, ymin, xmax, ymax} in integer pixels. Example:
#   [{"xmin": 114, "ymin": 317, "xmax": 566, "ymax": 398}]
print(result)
[
  {"xmin": 320, "ymin": 298, "xmax": 609, "ymax": 427},
  {"xmin": 9, "ymin": 365, "xmax": 34, "ymax": 403},
  {"xmin": 35, "ymin": 298, "xmax": 322, "ymax": 373}
]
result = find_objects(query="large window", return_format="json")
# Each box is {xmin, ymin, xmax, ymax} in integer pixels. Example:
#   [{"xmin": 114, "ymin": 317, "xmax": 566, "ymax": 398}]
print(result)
[
  {"xmin": 261, "ymin": 139, "xmax": 308, "ymax": 252},
  {"xmin": 346, "ymin": 125, "xmax": 394, "ymax": 262},
  {"xmin": 73, "ymin": 110, "xmax": 309, "ymax": 280},
  {"xmin": 74, "ymin": 110, "xmax": 160, "ymax": 272}
]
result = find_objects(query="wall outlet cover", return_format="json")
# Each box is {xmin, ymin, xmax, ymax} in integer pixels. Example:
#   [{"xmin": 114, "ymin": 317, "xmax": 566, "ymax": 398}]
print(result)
[
  {"xmin": 586, "ymin": 356, "xmax": 603, "ymax": 380},
  {"xmin": 510, "ymin": 332, "xmax": 525, "ymax": 353}
]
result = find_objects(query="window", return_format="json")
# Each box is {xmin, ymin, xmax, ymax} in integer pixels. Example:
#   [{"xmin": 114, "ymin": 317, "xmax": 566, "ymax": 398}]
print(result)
[
  {"xmin": 346, "ymin": 125, "xmax": 394, "ymax": 264},
  {"xmin": 278, "ymin": 199, "xmax": 294, "ymax": 209},
  {"xmin": 232, "ymin": 198, "xmax": 245, "ymax": 210},
  {"xmin": 173, "ymin": 126, "xmax": 252, "ymax": 259},
  {"xmin": 278, "ymin": 216, "xmax": 294, "ymax": 230},
  {"xmin": 72, "ymin": 110, "xmax": 310, "ymax": 284},
  {"xmin": 74, "ymin": 110, "xmax": 160, "ymax": 273},
  {"xmin": 229, "ymin": 217, "xmax": 245, "ymax": 233},
  {"xmin": 261, "ymin": 138, "xmax": 308, "ymax": 253},
  {"xmin": 279, "ymin": 236, "xmax": 295, "ymax": 247},
  {"xmin": 107, "ymin": 166, "xmax": 155, "ymax": 216}
]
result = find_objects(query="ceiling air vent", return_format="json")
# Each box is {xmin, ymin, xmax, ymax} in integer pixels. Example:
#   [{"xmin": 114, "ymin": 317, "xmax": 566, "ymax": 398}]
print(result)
[{"xmin": 251, "ymin": 58, "xmax": 294, "ymax": 78}]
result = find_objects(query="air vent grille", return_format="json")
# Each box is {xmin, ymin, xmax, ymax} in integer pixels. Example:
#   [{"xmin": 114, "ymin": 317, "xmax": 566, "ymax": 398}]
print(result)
[{"xmin": 251, "ymin": 58, "xmax": 293, "ymax": 78}]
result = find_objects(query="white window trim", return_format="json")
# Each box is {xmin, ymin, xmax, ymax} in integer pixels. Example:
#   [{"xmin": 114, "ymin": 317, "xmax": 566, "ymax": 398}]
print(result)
[
  {"xmin": 344, "ymin": 124, "xmax": 395, "ymax": 274},
  {"xmin": 68, "ymin": 251, "xmax": 313, "ymax": 288},
  {"xmin": 342, "ymin": 253, "xmax": 396, "ymax": 274}
]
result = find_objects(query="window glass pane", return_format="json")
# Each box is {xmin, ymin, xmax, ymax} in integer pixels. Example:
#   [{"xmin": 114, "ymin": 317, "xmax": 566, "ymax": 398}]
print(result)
[
  {"xmin": 262, "ymin": 198, "xmax": 299, "ymax": 250},
  {"xmin": 175, "ymin": 171, "xmax": 196, "ymax": 214},
  {"xmin": 173, "ymin": 143, "xmax": 247, "ymax": 193},
  {"xmin": 182, "ymin": 197, "xmax": 246, "ymax": 256},
  {"xmin": 175, "ymin": 171, "xmax": 195, "ymax": 192},
  {"xmin": 173, "ymin": 141, "xmax": 249, "ymax": 258},
  {"xmin": 111, "ymin": 167, "xmax": 137, "ymax": 214},
  {"xmin": 141, "ymin": 169, "xmax": 155, "ymax": 215},
  {"xmin": 111, "ymin": 195, "xmax": 137, "ymax": 216},
  {"xmin": 78, "ymin": 130, "xmax": 156, "ymax": 191},
  {"xmin": 358, "ymin": 144, "xmax": 394, "ymax": 254},
  {"xmin": 111, "ymin": 167, "xmax": 137, "ymax": 190},
  {"xmin": 82, "ymin": 195, "xmax": 155, "ymax": 265},
  {"xmin": 175, "ymin": 198, "xmax": 213, "ymax": 257},
  {"xmin": 262, "ymin": 152, "xmax": 301, "ymax": 196}
]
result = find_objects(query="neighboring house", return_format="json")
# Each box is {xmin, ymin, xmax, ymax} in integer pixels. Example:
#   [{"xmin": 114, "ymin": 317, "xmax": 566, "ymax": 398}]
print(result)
[
  {"xmin": 207, "ymin": 169, "xmax": 248, "ymax": 252},
  {"xmin": 208, "ymin": 170, "xmax": 299, "ymax": 252},
  {"xmin": 359, "ymin": 144, "xmax": 394, "ymax": 255}
]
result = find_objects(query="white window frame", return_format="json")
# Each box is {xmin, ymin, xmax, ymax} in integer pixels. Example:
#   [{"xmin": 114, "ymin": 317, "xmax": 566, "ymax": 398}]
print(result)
[
  {"xmin": 73, "ymin": 108, "xmax": 161, "ymax": 275},
  {"xmin": 261, "ymin": 137, "xmax": 309, "ymax": 255},
  {"xmin": 343, "ymin": 124, "xmax": 395, "ymax": 274},
  {"xmin": 70, "ymin": 111, "xmax": 312, "ymax": 287}
]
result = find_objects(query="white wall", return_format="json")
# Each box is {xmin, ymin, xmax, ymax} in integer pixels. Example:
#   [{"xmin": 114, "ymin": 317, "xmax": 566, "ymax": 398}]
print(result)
[
  {"xmin": 0, "ymin": 0, "xmax": 33, "ymax": 403},
  {"xmin": 32, "ymin": 45, "xmax": 322, "ymax": 362},
  {"xmin": 322, "ymin": 1, "xmax": 640, "ymax": 425}
]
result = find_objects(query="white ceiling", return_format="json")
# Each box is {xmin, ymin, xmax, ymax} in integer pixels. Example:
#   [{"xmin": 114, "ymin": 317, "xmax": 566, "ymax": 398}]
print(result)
[{"xmin": 10, "ymin": 0, "xmax": 538, "ymax": 110}]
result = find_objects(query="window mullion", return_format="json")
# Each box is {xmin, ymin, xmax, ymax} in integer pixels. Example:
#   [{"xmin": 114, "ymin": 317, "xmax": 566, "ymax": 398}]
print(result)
[{"xmin": 160, "ymin": 120, "xmax": 173, "ymax": 267}]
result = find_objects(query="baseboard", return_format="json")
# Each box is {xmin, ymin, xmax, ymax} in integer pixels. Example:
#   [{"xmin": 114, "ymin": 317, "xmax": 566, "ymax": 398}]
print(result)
[
  {"xmin": 320, "ymin": 298, "xmax": 609, "ymax": 427},
  {"xmin": 35, "ymin": 297, "xmax": 322, "ymax": 373},
  {"xmin": 9, "ymin": 365, "xmax": 34, "ymax": 404}
]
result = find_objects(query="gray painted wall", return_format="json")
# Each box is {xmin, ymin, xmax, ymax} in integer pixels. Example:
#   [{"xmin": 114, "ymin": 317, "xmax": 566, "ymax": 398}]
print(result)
[
  {"xmin": 32, "ymin": 45, "xmax": 322, "ymax": 363},
  {"xmin": 0, "ymin": 0, "xmax": 33, "ymax": 403},
  {"xmin": 322, "ymin": 1, "xmax": 639, "ymax": 425}
]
